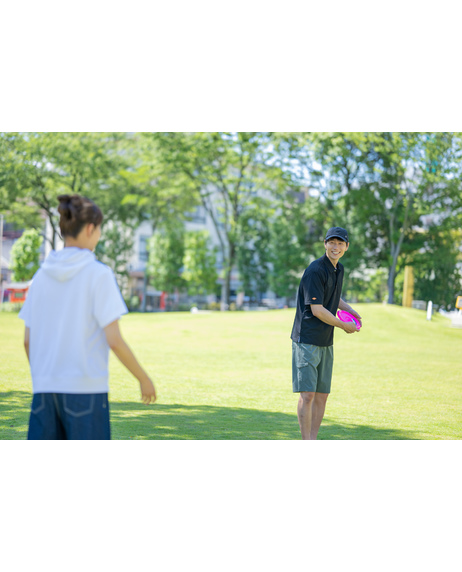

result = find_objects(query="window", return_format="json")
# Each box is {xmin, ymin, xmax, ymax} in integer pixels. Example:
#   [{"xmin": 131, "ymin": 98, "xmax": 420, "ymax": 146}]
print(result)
[{"xmin": 139, "ymin": 235, "xmax": 149, "ymax": 262}]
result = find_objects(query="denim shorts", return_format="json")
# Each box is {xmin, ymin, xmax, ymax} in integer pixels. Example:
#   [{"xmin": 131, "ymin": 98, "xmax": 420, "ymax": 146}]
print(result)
[
  {"xmin": 27, "ymin": 393, "xmax": 111, "ymax": 440},
  {"xmin": 292, "ymin": 341, "xmax": 334, "ymax": 393}
]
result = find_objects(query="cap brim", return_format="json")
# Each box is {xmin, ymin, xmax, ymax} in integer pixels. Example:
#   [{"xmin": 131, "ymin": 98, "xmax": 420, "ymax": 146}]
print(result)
[{"xmin": 325, "ymin": 235, "xmax": 348, "ymax": 242}]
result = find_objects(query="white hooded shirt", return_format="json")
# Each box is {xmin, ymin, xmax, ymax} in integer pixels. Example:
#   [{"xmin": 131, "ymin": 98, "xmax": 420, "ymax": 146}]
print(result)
[{"xmin": 19, "ymin": 248, "xmax": 128, "ymax": 394}]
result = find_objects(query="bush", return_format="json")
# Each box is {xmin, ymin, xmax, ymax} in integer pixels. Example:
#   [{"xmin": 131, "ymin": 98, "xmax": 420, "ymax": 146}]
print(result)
[
  {"xmin": 10, "ymin": 229, "xmax": 43, "ymax": 282},
  {"xmin": 0, "ymin": 302, "xmax": 23, "ymax": 313}
]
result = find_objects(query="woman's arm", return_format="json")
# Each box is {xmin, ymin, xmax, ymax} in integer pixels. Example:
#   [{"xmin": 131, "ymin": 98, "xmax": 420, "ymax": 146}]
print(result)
[
  {"xmin": 24, "ymin": 327, "xmax": 30, "ymax": 363},
  {"xmin": 104, "ymin": 320, "xmax": 157, "ymax": 404}
]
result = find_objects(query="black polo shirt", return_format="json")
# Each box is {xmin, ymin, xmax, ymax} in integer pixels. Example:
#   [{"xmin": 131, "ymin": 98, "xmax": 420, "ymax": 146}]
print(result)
[{"xmin": 290, "ymin": 254, "xmax": 344, "ymax": 347}]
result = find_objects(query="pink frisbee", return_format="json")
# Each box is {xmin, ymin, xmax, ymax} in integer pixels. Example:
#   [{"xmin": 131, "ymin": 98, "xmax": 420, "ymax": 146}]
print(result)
[{"xmin": 337, "ymin": 310, "xmax": 361, "ymax": 330}]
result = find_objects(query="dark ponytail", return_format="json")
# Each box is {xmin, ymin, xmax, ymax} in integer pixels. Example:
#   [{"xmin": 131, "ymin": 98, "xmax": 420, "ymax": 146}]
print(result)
[{"xmin": 58, "ymin": 194, "xmax": 103, "ymax": 238}]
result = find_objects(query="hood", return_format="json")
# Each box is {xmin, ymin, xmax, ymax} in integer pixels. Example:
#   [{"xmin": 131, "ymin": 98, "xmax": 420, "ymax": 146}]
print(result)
[{"xmin": 41, "ymin": 248, "xmax": 96, "ymax": 282}]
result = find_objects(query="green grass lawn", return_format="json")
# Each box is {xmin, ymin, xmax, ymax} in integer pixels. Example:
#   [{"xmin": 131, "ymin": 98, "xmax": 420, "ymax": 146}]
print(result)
[{"xmin": 1, "ymin": 304, "xmax": 461, "ymax": 439}]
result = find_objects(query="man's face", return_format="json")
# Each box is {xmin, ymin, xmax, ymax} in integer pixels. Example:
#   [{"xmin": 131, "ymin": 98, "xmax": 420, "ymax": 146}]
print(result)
[{"xmin": 324, "ymin": 238, "xmax": 349, "ymax": 264}]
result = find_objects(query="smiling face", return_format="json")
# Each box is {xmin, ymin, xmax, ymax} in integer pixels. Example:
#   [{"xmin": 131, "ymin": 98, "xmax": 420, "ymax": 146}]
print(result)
[{"xmin": 324, "ymin": 238, "xmax": 349, "ymax": 266}]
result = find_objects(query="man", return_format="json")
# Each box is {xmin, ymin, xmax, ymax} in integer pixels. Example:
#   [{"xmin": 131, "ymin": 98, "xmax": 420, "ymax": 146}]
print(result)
[{"xmin": 291, "ymin": 227, "xmax": 362, "ymax": 440}]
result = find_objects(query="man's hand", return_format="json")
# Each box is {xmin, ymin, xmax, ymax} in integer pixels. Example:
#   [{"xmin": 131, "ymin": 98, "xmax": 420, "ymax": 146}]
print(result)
[
  {"xmin": 312, "ymin": 304, "xmax": 360, "ymax": 334},
  {"xmin": 140, "ymin": 378, "xmax": 157, "ymax": 404},
  {"xmin": 349, "ymin": 309, "xmax": 362, "ymax": 328},
  {"xmin": 342, "ymin": 321, "xmax": 359, "ymax": 334},
  {"xmin": 338, "ymin": 299, "xmax": 362, "ymax": 329}
]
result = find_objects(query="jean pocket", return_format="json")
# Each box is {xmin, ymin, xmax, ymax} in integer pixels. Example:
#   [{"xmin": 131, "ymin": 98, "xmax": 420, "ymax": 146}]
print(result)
[
  {"xmin": 31, "ymin": 393, "xmax": 46, "ymax": 415},
  {"xmin": 63, "ymin": 394, "xmax": 95, "ymax": 418}
]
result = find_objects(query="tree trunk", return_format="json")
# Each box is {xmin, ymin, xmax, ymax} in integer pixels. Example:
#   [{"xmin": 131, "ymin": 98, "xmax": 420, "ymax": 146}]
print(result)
[
  {"xmin": 220, "ymin": 281, "xmax": 228, "ymax": 312},
  {"xmin": 387, "ymin": 192, "xmax": 413, "ymax": 304},
  {"xmin": 221, "ymin": 242, "xmax": 236, "ymax": 311},
  {"xmin": 141, "ymin": 274, "xmax": 148, "ymax": 313},
  {"xmin": 52, "ymin": 222, "xmax": 58, "ymax": 250},
  {"xmin": 387, "ymin": 266, "xmax": 396, "ymax": 305}
]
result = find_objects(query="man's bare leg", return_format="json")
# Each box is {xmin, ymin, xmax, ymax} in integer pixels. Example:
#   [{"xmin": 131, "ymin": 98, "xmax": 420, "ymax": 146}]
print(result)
[
  {"xmin": 310, "ymin": 392, "xmax": 329, "ymax": 440},
  {"xmin": 297, "ymin": 392, "xmax": 315, "ymax": 440}
]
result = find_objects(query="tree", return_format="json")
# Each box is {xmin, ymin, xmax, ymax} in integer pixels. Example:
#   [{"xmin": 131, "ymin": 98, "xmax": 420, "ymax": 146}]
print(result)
[
  {"xmin": 183, "ymin": 231, "xmax": 217, "ymax": 296},
  {"xmin": 95, "ymin": 220, "xmax": 134, "ymax": 293},
  {"xmin": 150, "ymin": 132, "xmax": 289, "ymax": 309},
  {"xmin": 117, "ymin": 134, "xmax": 199, "ymax": 230},
  {"xmin": 114, "ymin": 134, "xmax": 199, "ymax": 309},
  {"xmin": 356, "ymin": 132, "xmax": 461, "ymax": 303},
  {"xmin": 272, "ymin": 132, "xmax": 374, "ymax": 299},
  {"xmin": 236, "ymin": 203, "xmax": 272, "ymax": 301},
  {"xmin": 280, "ymin": 132, "xmax": 462, "ymax": 304},
  {"xmin": 1, "ymin": 132, "xmax": 201, "ymax": 309},
  {"xmin": 10, "ymin": 229, "xmax": 43, "ymax": 281},
  {"xmin": 0, "ymin": 132, "xmax": 128, "ymax": 248},
  {"xmin": 268, "ymin": 189, "xmax": 323, "ymax": 304},
  {"xmin": 146, "ymin": 222, "xmax": 185, "ymax": 295},
  {"xmin": 0, "ymin": 133, "xmax": 43, "ymax": 230},
  {"xmin": 410, "ymin": 225, "xmax": 462, "ymax": 309}
]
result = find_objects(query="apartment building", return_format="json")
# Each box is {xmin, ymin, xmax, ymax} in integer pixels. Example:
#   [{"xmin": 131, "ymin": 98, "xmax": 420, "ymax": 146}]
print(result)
[{"xmin": 125, "ymin": 204, "xmax": 246, "ymax": 311}]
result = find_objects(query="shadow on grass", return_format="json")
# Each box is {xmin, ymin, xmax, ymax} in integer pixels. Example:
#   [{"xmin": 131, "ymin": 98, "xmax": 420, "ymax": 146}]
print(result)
[
  {"xmin": 0, "ymin": 391, "xmax": 417, "ymax": 440},
  {"xmin": 109, "ymin": 402, "xmax": 417, "ymax": 440}
]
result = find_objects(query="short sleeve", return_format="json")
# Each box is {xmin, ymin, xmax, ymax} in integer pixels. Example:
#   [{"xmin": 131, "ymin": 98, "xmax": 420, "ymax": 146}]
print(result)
[
  {"xmin": 302, "ymin": 267, "xmax": 326, "ymax": 306},
  {"xmin": 93, "ymin": 268, "xmax": 128, "ymax": 328}
]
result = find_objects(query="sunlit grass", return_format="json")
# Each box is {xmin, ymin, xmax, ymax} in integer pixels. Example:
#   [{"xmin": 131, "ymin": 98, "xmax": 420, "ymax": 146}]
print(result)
[{"xmin": 1, "ymin": 304, "xmax": 461, "ymax": 439}]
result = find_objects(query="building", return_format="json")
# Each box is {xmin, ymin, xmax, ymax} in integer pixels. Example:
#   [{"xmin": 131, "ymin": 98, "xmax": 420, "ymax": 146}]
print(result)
[
  {"xmin": 125, "ymin": 197, "xmax": 284, "ymax": 311},
  {"xmin": 1, "ymin": 226, "xmax": 22, "ymax": 292}
]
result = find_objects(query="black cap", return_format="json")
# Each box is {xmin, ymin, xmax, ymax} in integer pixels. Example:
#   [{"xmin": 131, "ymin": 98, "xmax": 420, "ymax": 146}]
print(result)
[{"xmin": 325, "ymin": 227, "xmax": 349, "ymax": 243}]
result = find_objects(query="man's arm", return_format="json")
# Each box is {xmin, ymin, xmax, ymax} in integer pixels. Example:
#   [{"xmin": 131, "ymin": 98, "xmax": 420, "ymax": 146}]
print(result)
[
  {"xmin": 24, "ymin": 327, "xmax": 30, "ymax": 363},
  {"xmin": 311, "ymin": 304, "xmax": 358, "ymax": 333},
  {"xmin": 338, "ymin": 298, "xmax": 362, "ymax": 327},
  {"xmin": 104, "ymin": 320, "xmax": 157, "ymax": 404}
]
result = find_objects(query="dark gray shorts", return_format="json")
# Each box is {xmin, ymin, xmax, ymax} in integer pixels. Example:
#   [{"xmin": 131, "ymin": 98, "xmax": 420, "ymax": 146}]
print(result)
[{"xmin": 292, "ymin": 341, "xmax": 334, "ymax": 393}]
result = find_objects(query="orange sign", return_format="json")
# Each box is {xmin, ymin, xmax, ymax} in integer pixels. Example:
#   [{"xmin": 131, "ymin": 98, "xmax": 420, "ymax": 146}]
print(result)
[{"xmin": 456, "ymin": 296, "xmax": 462, "ymax": 310}]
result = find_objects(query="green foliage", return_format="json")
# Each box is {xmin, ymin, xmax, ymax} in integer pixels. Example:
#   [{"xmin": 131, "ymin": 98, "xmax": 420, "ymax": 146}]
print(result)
[
  {"xmin": 94, "ymin": 221, "xmax": 134, "ymax": 293},
  {"xmin": 411, "ymin": 227, "xmax": 462, "ymax": 309},
  {"xmin": 183, "ymin": 231, "xmax": 217, "ymax": 296},
  {"xmin": 0, "ymin": 132, "xmax": 129, "ymax": 247},
  {"xmin": 150, "ymin": 132, "xmax": 290, "ymax": 305},
  {"xmin": 283, "ymin": 132, "xmax": 462, "ymax": 304},
  {"xmin": 10, "ymin": 229, "xmax": 43, "ymax": 281},
  {"xmin": 117, "ymin": 134, "xmax": 198, "ymax": 228},
  {"xmin": 3, "ymin": 132, "xmax": 462, "ymax": 309},
  {"xmin": 343, "ymin": 269, "xmax": 389, "ymax": 303},
  {"xmin": 0, "ymin": 302, "xmax": 23, "ymax": 312},
  {"xmin": 268, "ymin": 191, "xmax": 322, "ymax": 301},
  {"xmin": 146, "ymin": 223, "xmax": 185, "ymax": 293},
  {"xmin": 236, "ymin": 203, "xmax": 272, "ymax": 298},
  {"xmin": 147, "ymin": 227, "xmax": 218, "ymax": 297}
]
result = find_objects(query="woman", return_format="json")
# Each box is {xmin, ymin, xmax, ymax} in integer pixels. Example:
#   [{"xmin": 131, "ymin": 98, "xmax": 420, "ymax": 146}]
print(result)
[{"xmin": 19, "ymin": 194, "xmax": 156, "ymax": 439}]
